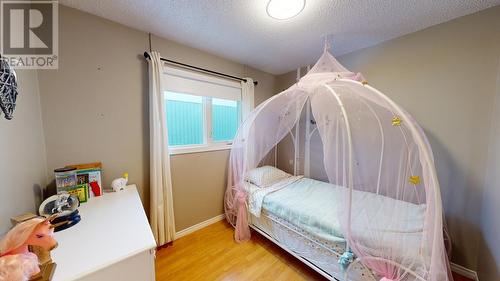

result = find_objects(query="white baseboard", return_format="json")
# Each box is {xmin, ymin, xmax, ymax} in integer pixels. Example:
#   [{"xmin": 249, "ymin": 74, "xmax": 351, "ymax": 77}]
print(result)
[
  {"xmin": 451, "ymin": 262, "xmax": 479, "ymax": 281},
  {"xmin": 174, "ymin": 214, "xmax": 225, "ymax": 240}
]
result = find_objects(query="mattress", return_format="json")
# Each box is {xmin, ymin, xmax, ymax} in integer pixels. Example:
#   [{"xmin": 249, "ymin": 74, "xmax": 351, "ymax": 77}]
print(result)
[{"xmin": 245, "ymin": 176, "xmax": 427, "ymax": 266}]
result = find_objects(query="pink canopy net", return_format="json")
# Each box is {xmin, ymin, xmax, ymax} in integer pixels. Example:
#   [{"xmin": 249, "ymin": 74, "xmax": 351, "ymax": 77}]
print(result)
[{"xmin": 224, "ymin": 50, "xmax": 452, "ymax": 281}]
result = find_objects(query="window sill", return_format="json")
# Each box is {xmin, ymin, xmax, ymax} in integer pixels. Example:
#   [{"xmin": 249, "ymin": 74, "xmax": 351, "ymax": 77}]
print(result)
[{"xmin": 169, "ymin": 144, "xmax": 232, "ymax": 155}]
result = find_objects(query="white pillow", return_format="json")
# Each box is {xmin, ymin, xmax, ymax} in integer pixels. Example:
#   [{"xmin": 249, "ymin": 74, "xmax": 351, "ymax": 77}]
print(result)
[{"xmin": 245, "ymin": 166, "xmax": 291, "ymax": 187}]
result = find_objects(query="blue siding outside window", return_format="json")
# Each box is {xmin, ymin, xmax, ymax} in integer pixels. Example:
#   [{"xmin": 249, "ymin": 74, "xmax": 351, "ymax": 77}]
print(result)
[
  {"xmin": 165, "ymin": 92, "xmax": 240, "ymax": 147},
  {"xmin": 212, "ymin": 98, "xmax": 239, "ymax": 142},
  {"xmin": 165, "ymin": 92, "xmax": 204, "ymax": 146}
]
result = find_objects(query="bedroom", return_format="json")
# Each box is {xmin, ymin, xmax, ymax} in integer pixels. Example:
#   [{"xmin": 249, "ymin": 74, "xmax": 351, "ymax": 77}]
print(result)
[{"xmin": 0, "ymin": 0, "xmax": 499, "ymax": 280}]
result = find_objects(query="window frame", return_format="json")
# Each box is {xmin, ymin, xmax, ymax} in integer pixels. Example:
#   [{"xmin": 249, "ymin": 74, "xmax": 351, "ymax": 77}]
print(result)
[{"xmin": 162, "ymin": 66, "xmax": 242, "ymax": 155}]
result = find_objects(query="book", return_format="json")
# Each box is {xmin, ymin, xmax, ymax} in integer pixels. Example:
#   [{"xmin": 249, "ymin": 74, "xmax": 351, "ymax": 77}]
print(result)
[{"xmin": 66, "ymin": 162, "xmax": 103, "ymax": 198}]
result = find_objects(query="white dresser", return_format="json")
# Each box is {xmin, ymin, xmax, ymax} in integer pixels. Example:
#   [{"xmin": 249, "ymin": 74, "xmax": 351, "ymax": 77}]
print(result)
[{"xmin": 51, "ymin": 185, "xmax": 157, "ymax": 281}]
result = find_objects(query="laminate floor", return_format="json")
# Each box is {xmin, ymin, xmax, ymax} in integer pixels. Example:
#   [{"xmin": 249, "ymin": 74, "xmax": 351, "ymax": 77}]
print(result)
[{"xmin": 155, "ymin": 220, "xmax": 472, "ymax": 281}]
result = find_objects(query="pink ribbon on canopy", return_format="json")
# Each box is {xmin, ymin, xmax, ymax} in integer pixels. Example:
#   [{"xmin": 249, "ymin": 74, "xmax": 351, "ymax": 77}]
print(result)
[{"xmin": 234, "ymin": 189, "xmax": 250, "ymax": 242}]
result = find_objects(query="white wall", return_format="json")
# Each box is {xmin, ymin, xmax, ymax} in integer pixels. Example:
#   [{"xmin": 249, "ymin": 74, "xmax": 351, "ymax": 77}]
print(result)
[{"xmin": 0, "ymin": 70, "xmax": 47, "ymax": 234}]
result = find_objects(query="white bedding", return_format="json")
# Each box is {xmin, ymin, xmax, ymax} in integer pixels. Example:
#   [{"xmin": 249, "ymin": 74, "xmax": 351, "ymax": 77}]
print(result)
[
  {"xmin": 244, "ymin": 175, "xmax": 428, "ymax": 266},
  {"xmin": 245, "ymin": 175, "xmax": 303, "ymax": 217}
]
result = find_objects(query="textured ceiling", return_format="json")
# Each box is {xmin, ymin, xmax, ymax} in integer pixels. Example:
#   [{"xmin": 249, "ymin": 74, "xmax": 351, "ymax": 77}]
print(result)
[{"xmin": 60, "ymin": 0, "xmax": 500, "ymax": 75}]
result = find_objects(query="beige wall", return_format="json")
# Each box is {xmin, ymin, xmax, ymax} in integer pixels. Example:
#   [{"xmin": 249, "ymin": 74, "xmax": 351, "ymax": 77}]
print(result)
[
  {"xmin": 275, "ymin": 67, "xmax": 316, "ymax": 176},
  {"xmin": 150, "ymin": 35, "xmax": 275, "ymax": 230},
  {"xmin": 275, "ymin": 6, "xmax": 500, "ymax": 275},
  {"xmin": 18, "ymin": 3, "xmax": 498, "ymax": 276},
  {"xmin": 478, "ymin": 57, "xmax": 500, "ymax": 281},
  {"xmin": 169, "ymin": 150, "xmax": 229, "ymax": 230},
  {"xmin": 37, "ymin": 5, "xmax": 276, "ymax": 232},
  {"xmin": 338, "ymin": 7, "xmax": 500, "ymax": 273},
  {"xmin": 37, "ymin": 5, "xmax": 151, "ymax": 210},
  {"xmin": 0, "ymin": 70, "xmax": 47, "ymax": 234}
]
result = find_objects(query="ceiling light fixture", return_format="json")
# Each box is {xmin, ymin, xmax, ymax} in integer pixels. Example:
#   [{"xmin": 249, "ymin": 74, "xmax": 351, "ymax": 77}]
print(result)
[{"xmin": 266, "ymin": 0, "xmax": 305, "ymax": 20}]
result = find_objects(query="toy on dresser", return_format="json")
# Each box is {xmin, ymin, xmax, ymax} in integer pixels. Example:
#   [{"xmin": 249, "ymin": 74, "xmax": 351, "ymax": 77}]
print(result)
[
  {"xmin": 111, "ymin": 172, "xmax": 129, "ymax": 192},
  {"xmin": 0, "ymin": 216, "xmax": 58, "ymax": 281},
  {"xmin": 39, "ymin": 193, "xmax": 81, "ymax": 232}
]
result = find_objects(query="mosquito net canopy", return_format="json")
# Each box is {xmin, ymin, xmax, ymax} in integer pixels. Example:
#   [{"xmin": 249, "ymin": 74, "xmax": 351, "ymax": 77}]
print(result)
[{"xmin": 224, "ymin": 50, "xmax": 451, "ymax": 281}]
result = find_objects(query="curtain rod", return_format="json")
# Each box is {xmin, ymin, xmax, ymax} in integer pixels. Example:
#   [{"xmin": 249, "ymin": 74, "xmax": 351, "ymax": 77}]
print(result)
[{"xmin": 143, "ymin": 52, "xmax": 258, "ymax": 86}]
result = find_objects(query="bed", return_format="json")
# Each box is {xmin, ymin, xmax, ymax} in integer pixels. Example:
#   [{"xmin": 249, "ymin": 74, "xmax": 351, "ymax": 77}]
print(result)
[
  {"xmin": 225, "ymin": 49, "xmax": 451, "ymax": 281},
  {"xmin": 243, "ymin": 168, "xmax": 428, "ymax": 281}
]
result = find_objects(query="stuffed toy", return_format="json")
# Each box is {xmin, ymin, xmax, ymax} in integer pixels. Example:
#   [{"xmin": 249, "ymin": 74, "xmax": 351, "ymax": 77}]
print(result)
[
  {"xmin": 0, "ymin": 216, "xmax": 58, "ymax": 281},
  {"xmin": 111, "ymin": 172, "xmax": 129, "ymax": 192}
]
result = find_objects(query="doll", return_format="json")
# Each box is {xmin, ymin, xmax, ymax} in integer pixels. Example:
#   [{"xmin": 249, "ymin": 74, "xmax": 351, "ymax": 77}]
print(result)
[{"xmin": 0, "ymin": 216, "xmax": 58, "ymax": 281}]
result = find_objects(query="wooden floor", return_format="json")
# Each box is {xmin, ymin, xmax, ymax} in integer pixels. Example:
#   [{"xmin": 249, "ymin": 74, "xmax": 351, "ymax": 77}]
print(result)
[
  {"xmin": 155, "ymin": 220, "xmax": 473, "ymax": 281},
  {"xmin": 155, "ymin": 220, "xmax": 326, "ymax": 281}
]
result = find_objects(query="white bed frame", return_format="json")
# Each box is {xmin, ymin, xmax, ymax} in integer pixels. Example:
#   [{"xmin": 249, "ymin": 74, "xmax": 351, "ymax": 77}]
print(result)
[
  {"xmin": 250, "ymin": 225, "xmax": 335, "ymax": 280},
  {"xmin": 261, "ymin": 68, "xmax": 429, "ymax": 281},
  {"xmin": 249, "ymin": 211, "xmax": 378, "ymax": 281}
]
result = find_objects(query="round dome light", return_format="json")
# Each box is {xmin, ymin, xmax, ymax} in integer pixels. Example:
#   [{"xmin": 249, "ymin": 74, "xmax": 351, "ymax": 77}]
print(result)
[{"xmin": 266, "ymin": 0, "xmax": 305, "ymax": 20}]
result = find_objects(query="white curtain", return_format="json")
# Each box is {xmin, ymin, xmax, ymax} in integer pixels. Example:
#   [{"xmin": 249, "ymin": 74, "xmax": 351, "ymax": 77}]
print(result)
[
  {"xmin": 241, "ymin": 78, "xmax": 255, "ymax": 119},
  {"xmin": 148, "ymin": 51, "xmax": 175, "ymax": 246}
]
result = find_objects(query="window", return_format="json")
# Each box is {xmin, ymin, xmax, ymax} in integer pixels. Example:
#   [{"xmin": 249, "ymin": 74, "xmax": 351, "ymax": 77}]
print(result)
[
  {"xmin": 163, "ymin": 66, "xmax": 242, "ymax": 154},
  {"xmin": 212, "ymin": 98, "xmax": 240, "ymax": 142},
  {"xmin": 165, "ymin": 92, "xmax": 204, "ymax": 146}
]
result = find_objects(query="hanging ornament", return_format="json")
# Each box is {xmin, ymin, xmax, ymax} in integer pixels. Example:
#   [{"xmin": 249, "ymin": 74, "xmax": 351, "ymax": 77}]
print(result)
[
  {"xmin": 0, "ymin": 58, "xmax": 18, "ymax": 120},
  {"xmin": 409, "ymin": 175, "xmax": 420, "ymax": 185},
  {"xmin": 391, "ymin": 116, "xmax": 402, "ymax": 126},
  {"xmin": 338, "ymin": 249, "xmax": 355, "ymax": 270}
]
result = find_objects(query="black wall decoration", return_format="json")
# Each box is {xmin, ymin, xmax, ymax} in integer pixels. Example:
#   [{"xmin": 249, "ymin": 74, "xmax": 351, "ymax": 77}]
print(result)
[{"xmin": 0, "ymin": 58, "xmax": 18, "ymax": 120}]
